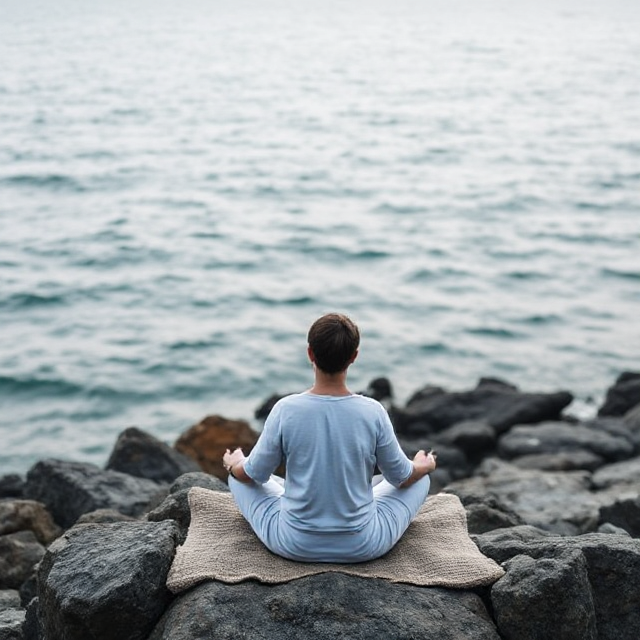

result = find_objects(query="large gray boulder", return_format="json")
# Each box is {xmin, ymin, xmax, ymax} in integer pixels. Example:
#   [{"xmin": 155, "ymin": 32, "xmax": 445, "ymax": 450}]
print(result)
[
  {"xmin": 147, "ymin": 472, "xmax": 228, "ymax": 543},
  {"xmin": 37, "ymin": 520, "xmax": 180, "ymax": 640},
  {"xmin": 446, "ymin": 460, "xmax": 607, "ymax": 535},
  {"xmin": 474, "ymin": 530, "xmax": 640, "ymax": 640},
  {"xmin": 106, "ymin": 427, "xmax": 201, "ymax": 483},
  {"xmin": 397, "ymin": 378, "xmax": 573, "ymax": 435},
  {"xmin": 498, "ymin": 421, "xmax": 634, "ymax": 463},
  {"xmin": 491, "ymin": 550, "xmax": 597, "ymax": 640},
  {"xmin": 0, "ymin": 532, "xmax": 45, "ymax": 590},
  {"xmin": 24, "ymin": 459, "xmax": 166, "ymax": 528},
  {"xmin": 149, "ymin": 573, "xmax": 501, "ymax": 640}
]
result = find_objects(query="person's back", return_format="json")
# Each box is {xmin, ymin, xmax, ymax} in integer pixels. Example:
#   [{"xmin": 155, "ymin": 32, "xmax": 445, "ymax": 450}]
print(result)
[{"xmin": 222, "ymin": 312, "xmax": 436, "ymax": 563}]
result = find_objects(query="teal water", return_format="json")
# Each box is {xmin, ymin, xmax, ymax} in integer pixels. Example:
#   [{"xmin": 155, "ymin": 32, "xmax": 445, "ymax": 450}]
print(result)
[{"xmin": 1, "ymin": 0, "xmax": 639, "ymax": 473}]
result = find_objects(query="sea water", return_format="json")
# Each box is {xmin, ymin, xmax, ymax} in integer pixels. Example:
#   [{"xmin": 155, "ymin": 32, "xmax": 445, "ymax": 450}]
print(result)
[{"xmin": 1, "ymin": 0, "xmax": 639, "ymax": 473}]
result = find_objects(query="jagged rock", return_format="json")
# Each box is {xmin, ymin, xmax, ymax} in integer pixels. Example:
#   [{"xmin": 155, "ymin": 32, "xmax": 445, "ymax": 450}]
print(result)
[
  {"xmin": 396, "ymin": 378, "xmax": 573, "ymax": 435},
  {"xmin": 106, "ymin": 427, "xmax": 201, "ymax": 484},
  {"xmin": 147, "ymin": 473, "xmax": 228, "ymax": 542},
  {"xmin": 0, "ymin": 590, "xmax": 21, "ymax": 609},
  {"xmin": 76, "ymin": 509, "xmax": 138, "ymax": 525},
  {"xmin": 498, "ymin": 421, "xmax": 634, "ymax": 462},
  {"xmin": 0, "ymin": 531, "xmax": 45, "ymax": 590},
  {"xmin": 435, "ymin": 420, "xmax": 496, "ymax": 461},
  {"xmin": 474, "ymin": 531, "xmax": 640, "ymax": 640},
  {"xmin": 175, "ymin": 415, "xmax": 259, "ymax": 479},
  {"xmin": 37, "ymin": 520, "xmax": 180, "ymax": 640},
  {"xmin": 0, "ymin": 606, "xmax": 25, "ymax": 640},
  {"xmin": 446, "ymin": 489, "xmax": 526, "ymax": 534},
  {"xmin": 491, "ymin": 550, "xmax": 597, "ymax": 640},
  {"xmin": 255, "ymin": 393, "xmax": 289, "ymax": 420},
  {"xmin": 0, "ymin": 500, "xmax": 61, "ymax": 545},
  {"xmin": 599, "ymin": 493, "xmax": 640, "ymax": 537},
  {"xmin": 148, "ymin": 573, "xmax": 501, "ymax": 640},
  {"xmin": 510, "ymin": 451, "xmax": 604, "ymax": 472},
  {"xmin": 0, "ymin": 476, "xmax": 24, "ymax": 499},
  {"xmin": 24, "ymin": 459, "xmax": 166, "ymax": 529},
  {"xmin": 592, "ymin": 456, "xmax": 640, "ymax": 489},
  {"xmin": 598, "ymin": 372, "xmax": 640, "ymax": 417},
  {"xmin": 446, "ymin": 460, "xmax": 605, "ymax": 535}
]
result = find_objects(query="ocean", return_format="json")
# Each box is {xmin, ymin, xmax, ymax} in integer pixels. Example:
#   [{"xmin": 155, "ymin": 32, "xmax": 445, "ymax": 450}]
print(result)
[{"xmin": 1, "ymin": 0, "xmax": 639, "ymax": 474}]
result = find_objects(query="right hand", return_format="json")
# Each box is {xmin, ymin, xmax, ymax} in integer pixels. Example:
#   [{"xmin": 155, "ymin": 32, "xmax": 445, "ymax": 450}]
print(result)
[{"xmin": 414, "ymin": 449, "xmax": 437, "ymax": 475}]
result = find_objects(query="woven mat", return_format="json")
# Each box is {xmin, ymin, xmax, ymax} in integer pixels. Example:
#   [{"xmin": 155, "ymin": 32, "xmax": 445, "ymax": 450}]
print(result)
[{"xmin": 166, "ymin": 487, "xmax": 504, "ymax": 593}]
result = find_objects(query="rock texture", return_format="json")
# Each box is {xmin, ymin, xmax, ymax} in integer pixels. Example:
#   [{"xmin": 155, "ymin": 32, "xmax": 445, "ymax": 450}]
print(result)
[
  {"xmin": 106, "ymin": 427, "xmax": 201, "ymax": 483},
  {"xmin": 0, "ymin": 532, "xmax": 44, "ymax": 590},
  {"xmin": 37, "ymin": 520, "xmax": 180, "ymax": 640},
  {"xmin": 0, "ymin": 500, "xmax": 61, "ymax": 545},
  {"xmin": 24, "ymin": 459, "xmax": 165, "ymax": 528},
  {"xmin": 148, "ymin": 573, "xmax": 501, "ymax": 640}
]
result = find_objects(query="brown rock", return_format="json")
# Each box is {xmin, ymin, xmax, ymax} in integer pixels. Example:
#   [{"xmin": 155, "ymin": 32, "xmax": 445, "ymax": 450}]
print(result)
[
  {"xmin": 0, "ymin": 500, "xmax": 62, "ymax": 545},
  {"xmin": 174, "ymin": 415, "xmax": 259, "ymax": 479}
]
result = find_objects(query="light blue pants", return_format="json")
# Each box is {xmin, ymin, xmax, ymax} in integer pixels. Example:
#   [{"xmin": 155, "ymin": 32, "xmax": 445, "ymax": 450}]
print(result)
[{"xmin": 228, "ymin": 474, "xmax": 431, "ymax": 563}]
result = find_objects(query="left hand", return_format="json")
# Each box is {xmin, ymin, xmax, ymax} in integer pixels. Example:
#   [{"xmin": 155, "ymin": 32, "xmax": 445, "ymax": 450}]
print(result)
[{"xmin": 223, "ymin": 447, "xmax": 245, "ymax": 472}]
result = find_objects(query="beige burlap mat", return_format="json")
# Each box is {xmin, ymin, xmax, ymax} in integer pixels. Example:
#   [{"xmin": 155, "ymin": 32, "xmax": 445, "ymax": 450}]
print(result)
[{"xmin": 166, "ymin": 487, "xmax": 504, "ymax": 593}]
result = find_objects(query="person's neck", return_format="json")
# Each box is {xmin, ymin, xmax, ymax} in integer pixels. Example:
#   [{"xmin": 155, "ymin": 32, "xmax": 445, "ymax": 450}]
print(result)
[{"xmin": 308, "ymin": 370, "xmax": 352, "ymax": 397}]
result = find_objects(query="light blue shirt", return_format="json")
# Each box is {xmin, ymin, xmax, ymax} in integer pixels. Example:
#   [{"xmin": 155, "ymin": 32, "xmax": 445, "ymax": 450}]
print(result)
[{"xmin": 244, "ymin": 392, "xmax": 413, "ymax": 533}]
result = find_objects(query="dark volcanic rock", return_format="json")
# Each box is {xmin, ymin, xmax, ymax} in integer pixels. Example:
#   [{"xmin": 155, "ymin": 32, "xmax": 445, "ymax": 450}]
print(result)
[
  {"xmin": 592, "ymin": 456, "xmax": 640, "ymax": 489},
  {"xmin": 397, "ymin": 378, "xmax": 573, "ymax": 435},
  {"xmin": 255, "ymin": 393, "xmax": 289, "ymax": 420},
  {"xmin": 510, "ymin": 451, "xmax": 604, "ymax": 472},
  {"xmin": 22, "ymin": 597, "xmax": 41, "ymax": 640},
  {"xmin": 0, "ymin": 606, "xmax": 25, "ymax": 640},
  {"xmin": 0, "ymin": 476, "xmax": 24, "ymax": 499},
  {"xmin": 435, "ymin": 420, "xmax": 497, "ymax": 461},
  {"xmin": 599, "ymin": 494, "xmax": 640, "ymax": 537},
  {"xmin": 106, "ymin": 427, "xmax": 201, "ymax": 484},
  {"xmin": 448, "ymin": 490, "xmax": 526, "ymax": 535},
  {"xmin": 37, "ymin": 520, "xmax": 180, "ymax": 640},
  {"xmin": 24, "ymin": 459, "xmax": 165, "ymax": 529},
  {"xmin": 498, "ymin": 421, "xmax": 634, "ymax": 463},
  {"xmin": 0, "ymin": 531, "xmax": 45, "ymax": 590},
  {"xmin": 474, "ymin": 531, "xmax": 640, "ymax": 640},
  {"xmin": 598, "ymin": 371, "xmax": 640, "ymax": 417},
  {"xmin": 0, "ymin": 500, "xmax": 61, "ymax": 545},
  {"xmin": 148, "ymin": 573, "xmax": 501, "ymax": 640},
  {"xmin": 446, "ymin": 460, "xmax": 606, "ymax": 535},
  {"xmin": 491, "ymin": 550, "xmax": 597, "ymax": 640},
  {"xmin": 147, "ymin": 473, "xmax": 228, "ymax": 543}
]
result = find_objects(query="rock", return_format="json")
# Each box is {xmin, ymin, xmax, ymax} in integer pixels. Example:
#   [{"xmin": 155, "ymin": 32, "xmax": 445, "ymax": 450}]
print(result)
[
  {"xmin": 0, "ymin": 590, "xmax": 20, "ymax": 610},
  {"xmin": 599, "ymin": 493, "xmax": 640, "ymax": 537},
  {"xmin": 592, "ymin": 456, "xmax": 640, "ymax": 489},
  {"xmin": 397, "ymin": 379, "xmax": 573, "ymax": 435},
  {"xmin": 175, "ymin": 415, "xmax": 259, "ymax": 479},
  {"xmin": 0, "ymin": 606, "xmax": 25, "ymax": 640},
  {"xmin": 491, "ymin": 550, "xmax": 597, "ymax": 640},
  {"xmin": 498, "ymin": 421, "xmax": 634, "ymax": 462},
  {"xmin": 148, "ymin": 573, "xmax": 501, "ymax": 640},
  {"xmin": 435, "ymin": 420, "xmax": 497, "ymax": 462},
  {"xmin": 18, "ymin": 573, "xmax": 36, "ymax": 608},
  {"xmin": 255, "ymin": 394, "xmax": 289, "ymax": 420},
  {"xmin": 147, "ymin": 473, "xmax": 228, "ymax": 543},
  {"xmin": 24, "ymin": 459, "xmax": 166, "ymax": 529},
  {"xmin": 168, "ymin": 472, "xmax": 228, "ymax": 495},
  {"xmin": 106, "ymin": 427, "xmax": 201, "ymax": 484},
  {"xmin": 0, "ymin": 500, "xmax": 61, "ymax": 545},
  {"xmin": 598, "ymin": 371, "xmax": 640, "ymax": 417},
  {"xmin": 0, "ymin": 476, "xmax": 24, "ymax": 499},
  {"xmin": 76, "ymin": 509, "xmax": 138, "ymax": 525},
  {"xmin": 0, "ymin": 531, "xmax": 45, "ymax": 590},
  {"xmin": 446, "ymin": 460, "xmax": 604, "ymax": 535},
  {"xmin": 474, "ymin": 531, "xmax": 640, "ymax": 640},
  {"xmin": 624, "ymin": 403, "xmax": 640, "ymax": 431},
  {"xmin": 510, "ymin": 451, "xmax": 604, "ymax": 472},
  {"xmin": 447, "ymin": 490, "xmax": 526, "ymax": 534},
  {"xmin": 22, "ymin": 598, "xmax": 41, "ymax": 640},
  {"xmin": 360, "ymin": 377, "xmax": 393, "ymax": 403},
  {"xmin": 598, "ymin": 522, "xmax": 631, "ymax": 536},
  {"xmin": 37, "ymin": 520, "xmax": 180, "ymax": 640}
]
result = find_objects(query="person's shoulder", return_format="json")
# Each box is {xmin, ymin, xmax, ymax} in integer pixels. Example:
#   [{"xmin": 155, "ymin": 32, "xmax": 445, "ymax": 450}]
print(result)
[{"xmin": 350, "ymin": 394, "xmax": 387, "ymax": 413}]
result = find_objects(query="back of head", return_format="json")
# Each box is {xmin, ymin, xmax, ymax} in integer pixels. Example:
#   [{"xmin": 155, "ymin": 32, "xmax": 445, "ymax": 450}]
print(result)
[{"xmin": 307, "ymin": 313, "xmax": 360, "ymax": 374}]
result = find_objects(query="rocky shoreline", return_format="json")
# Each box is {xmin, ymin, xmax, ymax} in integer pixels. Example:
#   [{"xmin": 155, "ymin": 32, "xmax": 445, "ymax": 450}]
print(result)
[{"xmin": 1, "ymin": 371, "xmax": 640, "ymax": 639}]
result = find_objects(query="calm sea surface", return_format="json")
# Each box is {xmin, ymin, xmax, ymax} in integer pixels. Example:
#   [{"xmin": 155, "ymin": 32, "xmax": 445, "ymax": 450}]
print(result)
[{"xmin": 1, "ymin": 0, "xmax": 639, "ymax": 474}]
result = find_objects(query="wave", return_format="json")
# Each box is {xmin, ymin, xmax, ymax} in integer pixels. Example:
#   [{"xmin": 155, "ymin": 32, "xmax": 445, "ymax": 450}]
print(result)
[
  {"xmin": 600, "ymin": 268, "xmax": 640, "ymax": 281},
  {"xmin": 1, "ymin": 292, "xmax": 67, "ymax": 309},
  {"xmin": 0, "ymin": 375, "xmax": 83, "ymax": 396},
  {"xmin": 1, "ymin": 174, "xmax": 85, "ymax": 192},
  {"xmin": 466, "ymin": 327, "xmax": 523, "ymax": 339}
]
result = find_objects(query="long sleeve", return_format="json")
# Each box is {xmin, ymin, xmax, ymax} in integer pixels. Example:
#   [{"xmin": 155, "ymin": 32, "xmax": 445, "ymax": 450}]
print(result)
[
  {"xmin": 243, "ymin": 403, "xmax": 283, "ymax": 484},
  {"xmin": 374, "ymin": 409, "xmax": 413, "ymax": 487}
]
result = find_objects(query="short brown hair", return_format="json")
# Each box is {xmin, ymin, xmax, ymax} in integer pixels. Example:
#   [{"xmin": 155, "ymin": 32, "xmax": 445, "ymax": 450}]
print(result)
[{"xmin": 307, "ymin": 313, "xmax": 360, "ymax": 374}]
